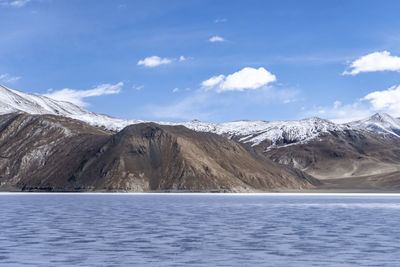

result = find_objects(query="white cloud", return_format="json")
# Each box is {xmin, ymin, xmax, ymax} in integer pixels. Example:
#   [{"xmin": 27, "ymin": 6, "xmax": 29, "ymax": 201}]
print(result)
[
  {"xmin": 214, "ymin": 18, "xmax": 227, "ymax": 23},
  {"xmin": 0, "ymin": 73, "xmax": 21, "ymax": 83},
  {"xmin": 1, "ymin": 0, "xmax": 30, "ymax": 7},
  {"xmin": 172, "ymin": 87, "xmax": 179, "ymax": 93},
  {"xmin": 343, "ymin": 51, "xmax": 400, "ymax": 75},
  {"xmin": 137, "ymin": 56, "xmax": 172, "ymax": 67},
  {"xmin": 303, "ymin": 84, "xmax": 400, "ymax": 123},
  {"xmin": 201, "ymin": 75, "xmax": 225, "ymax": 88},
  {"xmin": 363, "ymin": 85, "xmax": 400, "ymax": 115},
  {"xmin": 44, "ymin": 82, "xmax": 123, "ymax": 107},
  {"xmin": 201, "ymin": 67, "xmax": 276, "ymax": 93},
  {"xmin": 209, "ymin": 36, "xmax": 225, "ymax": 42},
  {"xmin": 179, "ymin": 56, "xmax": 186, "ymax": 62}
]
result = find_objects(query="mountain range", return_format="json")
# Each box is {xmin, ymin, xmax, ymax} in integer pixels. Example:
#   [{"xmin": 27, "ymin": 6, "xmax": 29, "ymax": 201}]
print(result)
[{"xmin": 1, "ymin": 84, "xmax": 400, "ymax": 192}]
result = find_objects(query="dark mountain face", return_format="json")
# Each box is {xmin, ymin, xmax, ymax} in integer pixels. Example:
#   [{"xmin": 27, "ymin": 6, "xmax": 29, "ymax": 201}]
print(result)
[{"xmin": 0, "ymin": 113, "xmax": 317, "ymax": 192}]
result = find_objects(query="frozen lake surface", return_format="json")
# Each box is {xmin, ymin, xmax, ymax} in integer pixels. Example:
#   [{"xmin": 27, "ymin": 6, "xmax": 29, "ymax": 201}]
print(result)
[{"xmin": 1, "ymin": 193, "xmax": 400, "ymax": 266}]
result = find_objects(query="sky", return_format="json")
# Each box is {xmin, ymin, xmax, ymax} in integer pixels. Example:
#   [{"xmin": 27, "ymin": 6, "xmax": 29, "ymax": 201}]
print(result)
[{"xmin": 1, "ymin": 0, "xmax": 400, "ymax": 123}]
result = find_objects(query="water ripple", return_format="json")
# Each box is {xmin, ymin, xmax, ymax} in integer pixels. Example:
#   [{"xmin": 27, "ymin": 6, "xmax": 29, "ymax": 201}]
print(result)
[{"xmin": 1, "ymin": 194, "xmax": 400, "ymax": 266}]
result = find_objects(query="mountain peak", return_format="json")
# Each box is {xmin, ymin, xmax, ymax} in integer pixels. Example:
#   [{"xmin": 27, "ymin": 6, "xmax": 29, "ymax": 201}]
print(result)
[
  {"xmin": 369, "ymin": 113, "xmax": 396, "ymax": 122},
  {"xmin": 349, "ymin": 112, "xmax": 400, "ymax": 137}
]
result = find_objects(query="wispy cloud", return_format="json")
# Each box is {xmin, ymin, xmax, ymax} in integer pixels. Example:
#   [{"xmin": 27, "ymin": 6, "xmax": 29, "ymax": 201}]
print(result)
[
  {"xmin": 214, "ymin": 18, "xmax": 227, "ymax": 23},
  {"xmin": 44, "ymin": 82, "xmax": 123, "ymax": 107},
  {"xmin": 202, "ymin": 67, "xmax": 276, "ymax": 93},
  {"xmin": 0, "ymin": 73, "xmax": 21, "ymax": 83},
  {"xmin": 209, "ymin": 35, "xmax": 225, "ymax": 43},
  {"xmin": 0, "ymin": 0, "xmax": 30, "ymax": 7},
  {"xmin": 172, "ymin": 87, "xmax": 179, "ymax": 93},
  {"xmin": 142, "ymin": 82, "xmax": 298, "ymax": 122},
  {"xmin": 133, "ymin": 85, "xmax": 144, "ymax": 91},
  {"xmin": 343, "ymin": 51, "xmax": 400, "ymax": 75},
  {"xmin": 304, "ymin": 101, "xmax": 371, "ymax": 123},
  {"xmin": 303, "ymin": 84, "xmax": 400, "ymax": 123},
  {"xmin": 144, "ymin": 90, "xmax": 212, "ymax": 121}
]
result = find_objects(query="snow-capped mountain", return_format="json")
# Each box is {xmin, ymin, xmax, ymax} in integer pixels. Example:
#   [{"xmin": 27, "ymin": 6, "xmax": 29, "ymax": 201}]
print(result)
[
  {"xmin": 174, "ymin": 118, "xmax": 349, "ymax": 148},
  {"xmin": 0, "ymin": 84, "xmax": 142, "ymax": 131},
  {"xmin": 348, "ymin": 113, "xmax": 400, "ymax": 137},
  {"xmin": 2, "ymin": 84, "xmax": 400, "ymax": 149}
]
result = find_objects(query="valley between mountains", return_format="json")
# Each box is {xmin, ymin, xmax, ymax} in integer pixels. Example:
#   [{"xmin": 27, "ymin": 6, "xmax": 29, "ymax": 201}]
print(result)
[{"xmin": 1, "ymin": 84, "xmax": 400, "ymax": 192}]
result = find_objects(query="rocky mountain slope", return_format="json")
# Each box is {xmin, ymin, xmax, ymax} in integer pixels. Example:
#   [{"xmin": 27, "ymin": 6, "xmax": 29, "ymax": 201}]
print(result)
[
  {"xmin": 264, "ymin": 129, "xmax": 400, "ymax": 179},
  {"xmin": 0, "ymin": 113, "xmax": 317, "ymax": 192},
  {"xmin": 3, "ymin": 84, "xmax": 400, "ymax": 190}
]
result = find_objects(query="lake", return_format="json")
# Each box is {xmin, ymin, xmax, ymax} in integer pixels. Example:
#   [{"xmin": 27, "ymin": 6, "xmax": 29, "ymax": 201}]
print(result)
[{"xmin": 1, "ymin": 193, "xmax": 400, "ymax": 266}]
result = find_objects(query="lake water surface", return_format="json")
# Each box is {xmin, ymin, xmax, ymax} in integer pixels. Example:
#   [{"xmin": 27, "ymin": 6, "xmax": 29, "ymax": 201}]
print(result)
[{"xmin": 1, "ymin": 193, "xmax": 400, "ymax": 266}]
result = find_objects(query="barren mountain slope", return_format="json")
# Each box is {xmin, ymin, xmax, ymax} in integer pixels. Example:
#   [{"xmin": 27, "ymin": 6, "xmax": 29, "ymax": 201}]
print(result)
[
  {"xmin": 263, "ymin": 129, "xmax": 400, "ymax": 179},
  {"xmin": 75, "ymin": 123, "xmax": 318, "ymax": 192},
  {"xmin": 0, "ymin": 113, "xmax": 112, "ymax": 191},
  {"xmin": 0, "ymin": 113, "xmax": 317, "ymax": 192}
]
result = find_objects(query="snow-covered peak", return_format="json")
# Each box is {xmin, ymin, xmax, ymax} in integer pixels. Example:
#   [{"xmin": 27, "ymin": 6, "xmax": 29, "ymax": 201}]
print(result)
[
  {"xmin": 2, "ymin": 84, "xmax": 399, "ymax": 150},
  {"xmin": 163, "ymin": 117, "xmax": 348, "ymax": 149},
  {"xmin": 349, "ymin": 113, "xmax": 400, "ymax": 137},
  {"xmin": 0, "ymin": 84, "xmax": 141, "ymax": 131},
  {"xmin": 0, "ymin": 84, "xmax": 350, "ymax": 148},
  {"xmin": 1, "ymin": 84, "xmax": 87, "ymax": 115}
]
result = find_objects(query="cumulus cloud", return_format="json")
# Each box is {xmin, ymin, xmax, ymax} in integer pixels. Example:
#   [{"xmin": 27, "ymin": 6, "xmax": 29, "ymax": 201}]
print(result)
[
  {"xmin": 209, "ymin": 36, "xmax": 225, "ymax": 42},
  {"xmin": 0, "ymin": 0, "xmax": 30, "ymax": 7},
  {"xmin": 0, "ymin": 73, "xmax": 21, "ymax": 83},
  {"xmin": 343, "ymin": 51, "xmax": 400, "ymax": 75},
  {"xmin": 201, "ymin": 75, "xmax": 225, "ymax": 88},
  {"xmin": 137, "ymin": 56, "xmax": 173, "ymax": 67},
  {"xmin": 179, "ymin": 56, "xmax": 186, "ymax": 62},
  {"xmin": 202, "ymin": 67, "xmax": 276, "ymax": 93},
  {"xmin": 363, "ymin": 85, "xmax": 400, "ymax": 114},
  {"xmin": 44, "ymin": 82, "xmax": 123, "ymax": 107}
]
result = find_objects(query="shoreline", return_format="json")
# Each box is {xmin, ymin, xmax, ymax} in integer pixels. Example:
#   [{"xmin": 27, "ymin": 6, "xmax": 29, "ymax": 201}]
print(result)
[{"xmin": 2, "ymin": 192, "xmax": 400, "ymax": 196}]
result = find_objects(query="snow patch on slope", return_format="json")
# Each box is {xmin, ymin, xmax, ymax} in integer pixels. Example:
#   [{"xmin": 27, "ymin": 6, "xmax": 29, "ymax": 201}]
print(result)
[
  {"xmin": 349, "ymin": 113, "xmax": 400, "ymax": 137},
  {"xmin": 170, "ymin": 118, "xmax": 349, "ymax": 149}
]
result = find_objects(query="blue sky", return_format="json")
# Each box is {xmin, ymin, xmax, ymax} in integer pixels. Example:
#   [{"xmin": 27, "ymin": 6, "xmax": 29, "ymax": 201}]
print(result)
[{"xmin": 1, "ymin": 0, "xmax": 400, "ymax": 122}]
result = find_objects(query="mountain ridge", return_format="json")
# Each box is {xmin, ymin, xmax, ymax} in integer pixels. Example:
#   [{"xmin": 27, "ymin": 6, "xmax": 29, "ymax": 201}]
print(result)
[
  {"xmin": 2, "ymin": 84, "xmax": 400, "ymax": 149},
  {"xmin": 0, "ymin": 113, "xmax": 317, "ymax": 192},
  {"xmin": 2, "ymin": 84, "xmax": 400, "ymax": 191}
]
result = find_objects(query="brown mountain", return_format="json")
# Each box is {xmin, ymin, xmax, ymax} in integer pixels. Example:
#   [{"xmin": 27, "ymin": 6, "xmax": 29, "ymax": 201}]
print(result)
[
  {"xmin": 260, "ymin": 129, "xmax": 400, "ymax": 190},
  {"xmin": 0, "ymin": 113, "xmax": 318, "ymax": 192}
]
